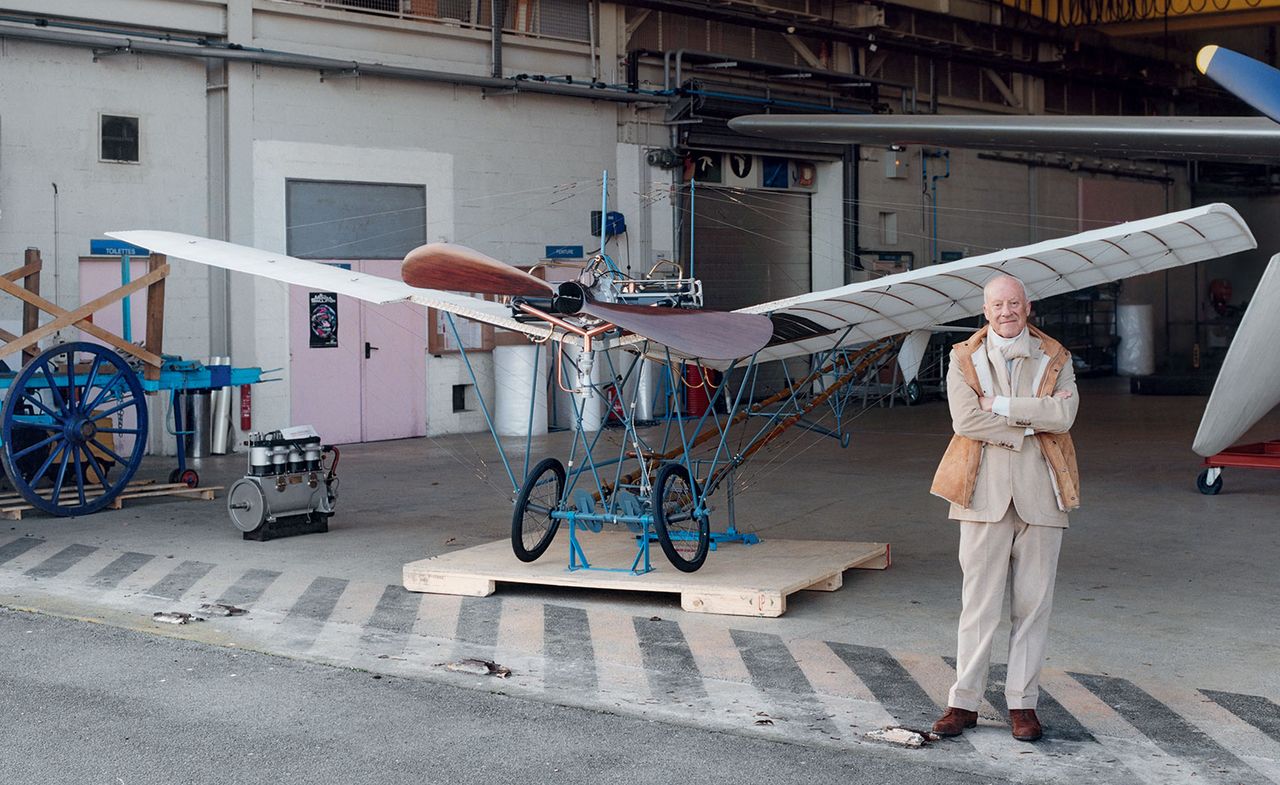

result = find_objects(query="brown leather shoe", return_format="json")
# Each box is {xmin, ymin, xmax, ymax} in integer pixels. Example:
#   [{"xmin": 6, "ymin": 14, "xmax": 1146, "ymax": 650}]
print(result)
[
  {"xmin": 932, "ymin": 707, "xmax": 978, "ymax": 737},
  {"xmin": 1009, "ymin": 708, "xmax": 1043, "ymax": 741}
]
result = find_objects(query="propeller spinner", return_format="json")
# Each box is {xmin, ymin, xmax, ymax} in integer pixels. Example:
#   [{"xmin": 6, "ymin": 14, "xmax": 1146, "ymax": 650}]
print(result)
[
  {"xmin": 1197, "ymin": 45, "xmax": 1280, "ymax": 125},
  {"xmin": 401, "ymin": 243, "xmax": 774, "ymax": 360}
]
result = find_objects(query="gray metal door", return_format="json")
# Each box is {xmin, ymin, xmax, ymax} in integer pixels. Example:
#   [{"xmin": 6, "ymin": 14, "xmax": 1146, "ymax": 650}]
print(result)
[{"xmin": 680, "ymin": 186, "xmax": 812, "ymax": 398}]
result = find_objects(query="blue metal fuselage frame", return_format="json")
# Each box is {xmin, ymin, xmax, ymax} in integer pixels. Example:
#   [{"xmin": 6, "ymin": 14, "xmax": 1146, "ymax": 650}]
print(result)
[{"xmin": 446, "ymin": 312, "xmax": 895, "ymax": 576}]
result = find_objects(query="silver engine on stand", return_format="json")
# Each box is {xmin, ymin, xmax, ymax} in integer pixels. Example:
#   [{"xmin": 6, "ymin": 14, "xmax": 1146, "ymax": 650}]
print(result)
[{"xmin": 227, "ymin": 425, "xmax": 339, "ymax": 541}]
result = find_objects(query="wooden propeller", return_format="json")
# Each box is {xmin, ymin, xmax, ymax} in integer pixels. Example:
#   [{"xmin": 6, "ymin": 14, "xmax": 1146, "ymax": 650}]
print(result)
[
  {"xmin": 401, "ymin": 243, "xmax": 774, "ymax": 360},
  {"xmin": 402, "ymin": 243, "xmax": 553, "ymax": 297}
]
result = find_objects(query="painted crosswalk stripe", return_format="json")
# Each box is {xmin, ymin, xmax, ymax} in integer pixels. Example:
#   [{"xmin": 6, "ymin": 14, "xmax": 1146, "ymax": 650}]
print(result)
[
  {"xmin": 1039, "ymin": 669, "xmax": 1188, "ymax": 785},
  {"xmin": 988, "ymin": 663, "xmax": 1094, "ymax": 743},
  {"xmin": 411, "ymin": 593, "xmax": 463, "ymax": 642},
  {"xmin": 307, "ymin": 579, "xmax": 386, "ymax": 661},
  {"xmin": 1072, "ymin": 672, "xmax": 1272, "ymax": 785},
  {"xmin": 543, "ymin": 604, "xmax": 597, "ymax": 694},
  {"xmin": 787, "ymin": 638, "xmax": 898, "ymax": 739},
  {"xmin": 88, "ymin": 551, "xmax": 155, "ymax": 589},
  {"xmin": 361, "ymin": 584, "xmax": 423, "ymax": 645},
  {"xmin": 584, "ymin": 606, "xmax": 649, "ymax": 703},
  {"xmin": 1202, "ymin": 690, "xmax": 1280, "ymax": 746},
  {"xmin": 145, "ymin": 560, "xmax": 216, "ymax": 600},
  {"xmin": 493, "ymin": 597, "xmax": 545, "ymax": 686},
  {"xmin": 454, "ymin": 596, "xmax": 503, "ymax": 647},
  {"xmin": 283, "ymin": 576, "xmax": 350, "ymax": 652},
  {"xmin": 680, "ymin": 623, "xmax": 749, "ymax": 683},
  {"xmin": 287, "ymin": 577, "xmax": 349, "ymax": 622},
  {"xmin": 943, "ymin": 657, "xmax": 1094, "ymax": 743},
  {"xmin": 787, "ymin": 638, "xmax": 884, "ymax": 707},
  {"xmin": 24, "ymin": 544, "xmax": 97, "ymax": 579},
  {"xmin": 632, "ymin": 616, "xmax": 706, "ymax": 701},
  {"xmin": 216, "ymin": 568, "xmax": 282, "ymax": 608},
  {"xmin": 1151, "ymin": 685, "xmax": 1280, "ymax": 785},
  {"xmin": 0, "ymin": 537, "xmax": 45, "ymax": 566},
  {"xmin": 731, "ymin": 629, "xmax": 840, "ymax": 738},
  {"xmin": 826, "ymin": 642, "xmax": 969, "ymax": 747}
]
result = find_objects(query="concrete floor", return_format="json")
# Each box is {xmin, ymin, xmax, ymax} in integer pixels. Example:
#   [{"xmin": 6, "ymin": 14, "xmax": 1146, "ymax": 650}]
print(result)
[{"xmin": 1, "ymin": 377, "xmax": 1278, "ymax": 784}]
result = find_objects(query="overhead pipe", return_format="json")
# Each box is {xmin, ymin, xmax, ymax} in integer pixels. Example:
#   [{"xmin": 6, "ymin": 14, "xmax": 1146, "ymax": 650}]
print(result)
[
  {"xmin": 0, "ymin": 20, "xmax": 669, "ymax": 105},
  {"xmin": 490, "ymin": 0, "xmax": 505, "ymax": 78},
  {"xmin": 667, "ymin": 48, "xmax": 913, "ymax": 100}
]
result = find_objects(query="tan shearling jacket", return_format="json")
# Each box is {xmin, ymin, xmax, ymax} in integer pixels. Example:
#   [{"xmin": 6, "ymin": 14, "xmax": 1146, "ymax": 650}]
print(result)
[{"xmin": 930, "ymin": 325, "xmax": 1080, "ymax": 526}]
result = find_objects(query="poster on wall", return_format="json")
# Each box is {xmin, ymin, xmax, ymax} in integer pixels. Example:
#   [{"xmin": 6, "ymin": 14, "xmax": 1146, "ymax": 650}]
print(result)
[{"xmin": 309, "ymin": 292, "xmax": 339, "ymax": 348}]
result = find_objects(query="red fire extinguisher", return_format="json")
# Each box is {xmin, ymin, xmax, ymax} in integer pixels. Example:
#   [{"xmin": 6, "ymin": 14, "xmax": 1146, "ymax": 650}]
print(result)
[{"xmin": 240, "ymin": 385, "xmax": 252, "ymax": 431}]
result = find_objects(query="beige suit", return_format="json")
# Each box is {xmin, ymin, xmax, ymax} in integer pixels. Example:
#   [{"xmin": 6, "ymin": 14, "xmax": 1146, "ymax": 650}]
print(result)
[
  {"xmin": 946, "ymin": 334, "xmax": 1079, "ymax": 526},
  {"xmin": 945, "ymin": 330, "xmax": 1079, "ymax": 712}
]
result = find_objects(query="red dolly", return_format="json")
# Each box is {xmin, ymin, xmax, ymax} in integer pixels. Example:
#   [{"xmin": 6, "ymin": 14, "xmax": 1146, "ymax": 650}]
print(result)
[{"xmin": 1198, "ymin": 440, "xmax": 1280, "ymax": 494}]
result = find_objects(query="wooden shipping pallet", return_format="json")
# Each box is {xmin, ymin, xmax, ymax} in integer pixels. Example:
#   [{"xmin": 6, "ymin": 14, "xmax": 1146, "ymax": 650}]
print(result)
[
  {"xmin": 403, "ymin": 533, "xmax": 890, "ymax": 618},
  {"xmin": 108, "ymin": 483, "xmax": 221, "ymax": 509},
  {"xmin": 0, "ymin": 480, "xmax": 220, "ymax": 519},
  {"xmin": 0, "ymin": 478, "xmax": 154, "ymax": 518}
]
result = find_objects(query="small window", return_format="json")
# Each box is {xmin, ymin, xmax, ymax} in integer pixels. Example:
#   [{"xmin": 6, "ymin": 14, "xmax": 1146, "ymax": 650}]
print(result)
[
  {"xmin": 452, "ymin": 384, "xmax": 470, "ymax": 413},
  {"xmin": 100, "ymin": 115, "xmax": 139, "ymax": 163}
]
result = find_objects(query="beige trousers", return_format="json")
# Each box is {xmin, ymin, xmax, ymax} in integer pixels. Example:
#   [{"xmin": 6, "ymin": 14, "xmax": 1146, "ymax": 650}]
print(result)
[{"xmin": 947, "ymin": 504, "xmax": 1063, "ymax": 712}]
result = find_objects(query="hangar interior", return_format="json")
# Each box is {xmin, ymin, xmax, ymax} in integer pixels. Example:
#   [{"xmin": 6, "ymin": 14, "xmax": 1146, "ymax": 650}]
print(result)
[
  {"xmin": 1, "ymin": 0, "xmax": 1277, "ymax": 448},
  {"xmin": 0, "ymin": 0, "xmax": 1279, "ymax": 781}
]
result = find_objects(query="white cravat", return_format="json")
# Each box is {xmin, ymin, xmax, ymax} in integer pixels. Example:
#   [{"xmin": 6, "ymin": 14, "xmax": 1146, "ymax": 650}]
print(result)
[{"xmin": 987, "ymin": 328, "xmax": 1034, "ymax": 433}]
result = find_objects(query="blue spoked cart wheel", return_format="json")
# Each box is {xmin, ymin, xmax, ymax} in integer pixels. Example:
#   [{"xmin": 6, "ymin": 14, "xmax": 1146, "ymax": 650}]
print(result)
[{"xmin": 0, "ymin": 342, "xmax": 149, "ymax": 516}]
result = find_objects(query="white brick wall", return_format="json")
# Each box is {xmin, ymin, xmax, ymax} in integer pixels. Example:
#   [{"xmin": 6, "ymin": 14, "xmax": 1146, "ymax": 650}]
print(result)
[{"xmin": 0, "ymin": 40, "xmax": 210, "ymax": 342}]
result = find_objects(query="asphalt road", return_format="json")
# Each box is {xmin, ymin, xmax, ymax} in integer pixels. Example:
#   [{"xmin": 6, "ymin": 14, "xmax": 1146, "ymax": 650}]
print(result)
[{"xmin": 0, "ymin": 607, "xmax": 1021, "ymax": 785}]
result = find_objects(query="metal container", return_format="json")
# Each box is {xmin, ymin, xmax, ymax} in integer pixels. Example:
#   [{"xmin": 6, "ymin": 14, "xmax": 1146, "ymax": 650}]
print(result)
[
  {"xmin": 185, "ymin": 390, "xmax": 212, "ymax": 458},
  {"xmin": 209, "ymin": 356, "xmax": 234, "ymax": 454}
]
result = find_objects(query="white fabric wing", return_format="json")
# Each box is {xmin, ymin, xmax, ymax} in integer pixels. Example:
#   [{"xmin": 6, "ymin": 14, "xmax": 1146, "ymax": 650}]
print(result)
[
  {"xmin": 736, "ymin": 203, "xmax": 1255, "ymax": 366},
  {"xmin": 104, "ymin": 230, "xmax": 551, "ymax": 339},
  {"xmin": 1193, "ymin": 253, "xmax": 1280, "ymax": 456}
]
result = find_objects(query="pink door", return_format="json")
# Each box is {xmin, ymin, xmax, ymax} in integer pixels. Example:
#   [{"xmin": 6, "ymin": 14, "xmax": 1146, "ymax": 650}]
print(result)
[
  {"xmin": 358, "ymin": 260, "xmax": 426, "ymax": 442},
  {"xmin": 289, "ymin": 260, "xmax": 426, "ymax": 443}
]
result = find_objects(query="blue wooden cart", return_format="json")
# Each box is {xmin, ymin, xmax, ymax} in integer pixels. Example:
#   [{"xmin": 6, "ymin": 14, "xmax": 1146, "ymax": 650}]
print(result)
[{"xmin": 0, "ymin": 247, "xmax": 262, "ymax": 517}]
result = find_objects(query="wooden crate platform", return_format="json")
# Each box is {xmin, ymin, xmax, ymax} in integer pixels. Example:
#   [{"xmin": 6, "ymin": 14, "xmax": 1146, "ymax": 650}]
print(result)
[
  {"xmin": 0, "ymin": 481, "xmax": 220, "ymax": 519},
  {"xmin": 402, "ymin": 533, "xmax": 890, "ymax": 617},
  {"xmin": 107, "ymin": 482, "xmax": 221, "ymax": 509}
]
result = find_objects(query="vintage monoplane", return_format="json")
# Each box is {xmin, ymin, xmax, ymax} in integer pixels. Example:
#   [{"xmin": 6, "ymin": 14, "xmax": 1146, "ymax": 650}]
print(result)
[{"xmin": 111, "ymin": 202, "xmax": 1254, "ymax": 573}]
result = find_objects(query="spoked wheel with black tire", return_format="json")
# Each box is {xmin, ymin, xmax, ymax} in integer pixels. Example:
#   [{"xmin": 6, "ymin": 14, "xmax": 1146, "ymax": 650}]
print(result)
[
  {"xmin": 651, "ymin": 462, "xmax": 711, "ymax": 573},
  {"xmin": 0, "ymin": 342, "xmax": 148, "ymax": 516},
  {"xmin": 511, "ymin": 457, "xmax": 566, "ymax": 562}
]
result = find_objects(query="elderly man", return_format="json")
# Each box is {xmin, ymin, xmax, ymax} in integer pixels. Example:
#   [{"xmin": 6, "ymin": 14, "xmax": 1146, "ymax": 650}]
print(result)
[{"xmin": 929, "ymin": 273, "xmax": 1080, "ymax": 743}]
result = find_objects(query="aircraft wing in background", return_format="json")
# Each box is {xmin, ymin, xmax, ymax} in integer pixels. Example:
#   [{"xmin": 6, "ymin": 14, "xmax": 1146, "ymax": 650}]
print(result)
[
  {"xmin": 730, "ymin": 46, "xmax": 1280, "ymax": 164},
  {"xmin": 727, "ymin": 114, "xmax": 1280, "ymax": 162},
  {"xmin": 1194, "ymin": 253, "xmax": 1280, "ymax": 457}
]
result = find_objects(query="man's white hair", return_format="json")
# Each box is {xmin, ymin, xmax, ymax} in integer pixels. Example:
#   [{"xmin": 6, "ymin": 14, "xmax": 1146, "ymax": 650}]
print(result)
[{"xmin": 983, "ymin": 273, "xmax": 1028, "ymax": 303}]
